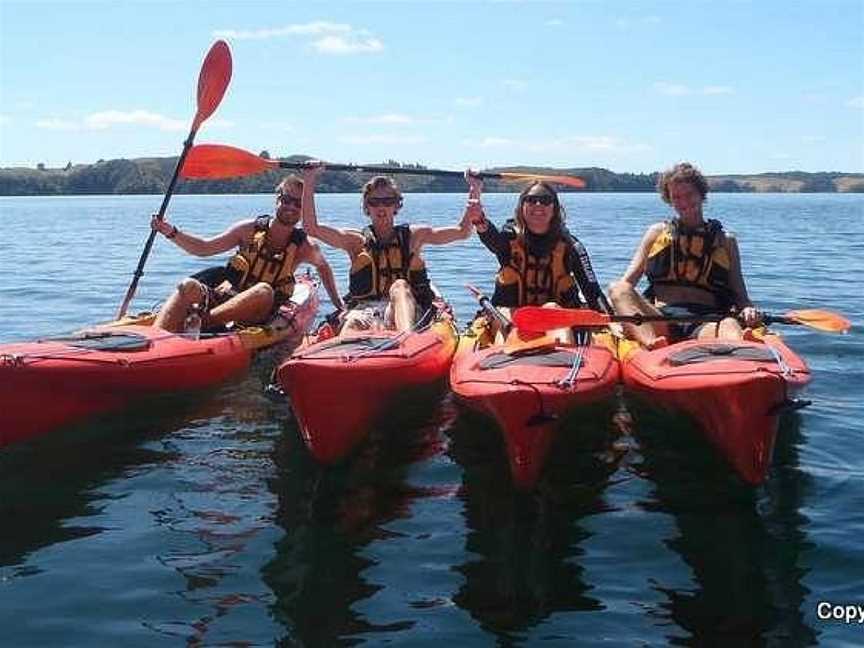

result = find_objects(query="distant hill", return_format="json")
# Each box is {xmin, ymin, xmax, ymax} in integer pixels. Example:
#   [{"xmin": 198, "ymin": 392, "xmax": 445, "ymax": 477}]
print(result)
[{"xmin": 1, "ymin": 156, "xmax": 862, "ymax": 196}]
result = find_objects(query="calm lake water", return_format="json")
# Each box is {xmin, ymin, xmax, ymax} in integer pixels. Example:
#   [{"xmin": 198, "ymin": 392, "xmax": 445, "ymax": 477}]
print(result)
[{"xmin": 0, "ymin": 192, "xmax": 862, "ymax": 646}]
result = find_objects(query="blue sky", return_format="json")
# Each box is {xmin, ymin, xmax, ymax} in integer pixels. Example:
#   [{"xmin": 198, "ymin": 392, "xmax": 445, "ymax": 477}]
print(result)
[{"xmin": 1, "ymin": 1, "xmax": 862, "ymax": 174}]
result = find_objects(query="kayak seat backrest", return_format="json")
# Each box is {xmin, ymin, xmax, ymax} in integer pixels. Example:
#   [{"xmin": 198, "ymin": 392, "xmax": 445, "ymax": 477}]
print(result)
[
  {"xmin": 42, "ymin": 331, "xmax": 152, "ymax": 352},
  {"xmin": 668, "ymin": 344, "xmax": 776, "ymax": 366},
  {"xmin": 480, "ymin": 349, "xmax": 581, "ymax": 370}
]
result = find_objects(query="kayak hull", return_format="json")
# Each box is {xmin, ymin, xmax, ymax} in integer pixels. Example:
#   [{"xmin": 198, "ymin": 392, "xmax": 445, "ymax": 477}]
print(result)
[
  {"xmin": 451, "ymin": 322, "xmax": 620, "ymax": 489},
  {"xmin": 621, "ymin": 332, "xmax": 811, "ymax": 484},
  {"xmin": 278, "ymin": 314, "xmax": 458, "ymax": 464},
  {"xmin": 0, "ymin": 276, "xmax": 318, "ymax": 446}
]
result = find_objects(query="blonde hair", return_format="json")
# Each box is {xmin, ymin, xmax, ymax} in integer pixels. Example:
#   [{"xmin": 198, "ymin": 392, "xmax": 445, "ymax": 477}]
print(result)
[
  {"xmin": 362, "ymin": 175, "xmax": 403, "ymax": 214},
  {"xmin": 275, "ymin": 174, "xmax": 303, "ymax": 195}
]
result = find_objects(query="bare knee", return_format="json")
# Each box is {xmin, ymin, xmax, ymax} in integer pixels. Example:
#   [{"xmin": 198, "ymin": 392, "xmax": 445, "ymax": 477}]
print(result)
[
  {"xmin": 177, "ymin": 278, "xmax": 207, "ymax": 302},
  {"xmin": 607, "ymin": 280, "xmax": 634, "ymax": 303},
  {"xmin": 389, "ymin": 279, "xmax": 411, "ymax": 300}
]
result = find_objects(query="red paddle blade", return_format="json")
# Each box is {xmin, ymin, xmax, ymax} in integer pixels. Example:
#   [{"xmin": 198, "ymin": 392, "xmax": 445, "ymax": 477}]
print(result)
[
  {"xmin": 191, "ymin": 40, "xmax": 232, "ymax": 131},
  {"xmin": 181, "ymin": 144, "xmax": 276, "ymax": 179},
  {"xmin": 497, "ymin": 172, "xmax": 586, "ymax": 189},
  {"xmin": 785, "ymin": 309, "xmax": 851, "ymax": 333},
  {"xmin": 513, "ymin": 306, "xmax": 611, "ymax": 331}
]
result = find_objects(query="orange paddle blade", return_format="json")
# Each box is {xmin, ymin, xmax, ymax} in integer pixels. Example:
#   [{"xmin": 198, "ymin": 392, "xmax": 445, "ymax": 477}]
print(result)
[
  {"xmin": 497, "ymin": 172, "xmax": 586, "ymax": 189},
  {"xmin": 513, "ymin": 306, "xmax": 611, "ymax": 331},
  {"xmin": 182, "ymin": 144, "xmax": 277, "ymax": 179},
  {"xmin": 784, "ymin": 309, "xmax": 851, "ymax": 333},
  {"xmin": 192, "ymin": 41, "xmax": 232, "ymax": 131}
]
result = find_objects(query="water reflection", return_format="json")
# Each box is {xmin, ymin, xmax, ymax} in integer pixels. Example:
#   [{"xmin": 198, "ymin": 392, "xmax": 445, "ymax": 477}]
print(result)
[
  {"xmin": 448, "ymin": 409, "xmax": 621, "ymax": 639},
  {"xmin": 263, "ymin": 399, "xmax": 449, "ymax": 646},
  {"xmin": 630, "ymin": 404, "xmax": 816, "ymax": 645}
]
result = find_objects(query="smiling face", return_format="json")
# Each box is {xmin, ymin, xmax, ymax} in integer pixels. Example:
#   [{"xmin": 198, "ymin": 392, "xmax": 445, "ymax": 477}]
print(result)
[
  {"xmin": 362, "ymin": 176, "xmax": 402, "ymax": 234},
  {"xmin": 274, "ymin": 177, "xmax": 303, "ymax": 226},
  {"xmin": 519, "ymin": 184, "xmax": 558, "ymax": 235},
  {"xmin": 667, "ymin": 180, "xmax": 704, "ymax": 225}
]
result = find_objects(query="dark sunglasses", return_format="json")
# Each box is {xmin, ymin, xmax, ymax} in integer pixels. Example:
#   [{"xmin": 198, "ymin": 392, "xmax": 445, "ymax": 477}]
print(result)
[
  {"xmin": 367, "ymin": 196, "xmax": 399, "ymax": 207},
  {"xmin": 523, "ymin": 194, "xmax": 554, "ymax": 206},
  {"xmin": 277, "ymin": 193, "xmax": 302, "ymax": 207}
]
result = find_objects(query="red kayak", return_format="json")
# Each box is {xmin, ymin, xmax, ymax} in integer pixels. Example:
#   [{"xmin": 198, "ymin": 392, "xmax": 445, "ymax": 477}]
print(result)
[
  {"xmin": 620, "ymin": 329, "xmax": 811, "ymax": 484},
  {"xmin": 450, "ymin": 318, "xmax": 620, "ymax": 489},
  {"xmin": 277, "ymin": 305, "xmax": 458, "ymax": 464},
  {"xmin": 0, "ymin": 276, "xmax": 318, "ymax": 446}
]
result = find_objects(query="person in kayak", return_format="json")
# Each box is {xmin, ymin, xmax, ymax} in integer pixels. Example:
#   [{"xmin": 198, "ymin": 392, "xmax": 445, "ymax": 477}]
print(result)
[
  {"xmin": 150, "ymin": 174, "xmax": 344, "ymax": 333},
  {"xmin": 300, "ymin": 164, "xmax": 473, "ymax": 333},
  {"xmin": 465, "ymin": 174, "xmax": 611, "ymax": 342},
  {"xmin": 608, "ymin": 161, "xmax": 761, "ymax": 348}
]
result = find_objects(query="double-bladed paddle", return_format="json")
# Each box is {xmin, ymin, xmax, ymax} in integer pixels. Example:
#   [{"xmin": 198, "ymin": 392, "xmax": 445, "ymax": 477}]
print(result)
[
  {"xmin": 513, "ymin": 306, "xmax": 852, "ymax": 334},
  {"xmin": 116, "ymin": 41, "xmax": 233, "ymax": 319},
  {"xmin": 180, "ymin": 143, "xmax": 587, "ymax": 188}
]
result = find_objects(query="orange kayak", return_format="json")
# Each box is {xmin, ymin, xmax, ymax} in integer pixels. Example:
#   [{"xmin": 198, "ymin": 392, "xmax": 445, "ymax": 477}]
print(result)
[
  {"xmin": 620, "ymin": 329, "xmax": 811, "ymax": 484},
  {"xmin": 450, "ymin": 318, "xmax": 620, "ymax": 489},
  {"xmin": 0, "ymin": 275, "xmax": 318, "ymax": 446},
  {"xmin": 277, "ymin": 306, "xmax": 458, "ymax": 463}
]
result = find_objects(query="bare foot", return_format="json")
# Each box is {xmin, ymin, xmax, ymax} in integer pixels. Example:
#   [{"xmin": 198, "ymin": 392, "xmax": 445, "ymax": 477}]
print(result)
[{"xmin": 647, "ymin": 335, "xmax": 668, "ymax": 350}]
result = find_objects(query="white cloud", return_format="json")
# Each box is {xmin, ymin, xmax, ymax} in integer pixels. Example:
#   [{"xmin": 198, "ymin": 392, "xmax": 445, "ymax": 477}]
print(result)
[
  {"xmin": 455, "ymin": 96, "xmax": 483, "ymax": 108},
  {"xmin": 654, "ymin": 82, "xmax": 691, "ymax": 96},
  {"xmin": 85, "ymin": 110, "xmax": 187, "ymax": 131},
  {"xmin": 35, "ymin": 118, "xmax": 81, "ymax": 131},
  {"xmin": 313, "ymin": 35, "xmax": 383, "ymax": 55},
  {"xmin": 546, "ymin": 18, "xmax": 564, "ymax": 26},
  {"xmin": 214, "ymin": 21, "xmax": 384, "ymax": 55},
  {"xmin": 645, "ymin": 16, "xmax": 662, "ymax": 25},
  {"xmin": 846, "ymin": 96, "xmax": 864, "ymax": 108},
  {"xmin": 339, "ymin": 134, "xmax": 429, "ymax": 145},
  {"xmin": 703, "ymin": 85, "xmax": 734, "ymax": 95},
  {"xmin": 468, "ymin": 134, "xmax": 649, "ymax": 155},
  {"xmin": 344, "ymin": 113, "xmax": 415, "ymax": 125},
  {"xmin": 802, "ymin": 135, "xmax": 826, "ymax": 143},
  {"xmin": 770, "ymin": 152, "xmax": 792, "ymax": 160},
  {"xmin": 33, "ymin": 109, "xmax": 228, "ymax": 133},
  {"xmin": 0, "ymin": 114, "xmax": 10, "ymax": 126}
]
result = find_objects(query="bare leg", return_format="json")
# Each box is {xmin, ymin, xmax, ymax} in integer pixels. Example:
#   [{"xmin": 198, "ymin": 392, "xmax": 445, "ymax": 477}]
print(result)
[
  {"xmin": 208, "ymin": 282, "xmax": 275, "ymax": 327},
  {"xmin": 608, "ymin": 280, "xmax": 670, "ymax": 349},
  {"xmin": 154, "ymin": 278, "xmax": 207, "ymax": 333},
  {"xmin": 389, "ymin": 280, "xmax": 417, "ymax": 333},
  {"xmin": 697, "ymin": 316, "xmax": 744, "ymax": 341}
]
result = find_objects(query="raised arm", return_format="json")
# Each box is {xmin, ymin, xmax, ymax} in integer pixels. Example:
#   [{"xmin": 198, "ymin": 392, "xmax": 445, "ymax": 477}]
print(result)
[
  {"xmin": 567, "ymin": 237, "xmax": 612, "ymax": 313},
  {"xmin": 299, "ymin": 240, "xmax": 346, "ymax": 311},
  {"xmin": 300, "ymin": 164, "xmax": 363, "ymax": 253},
  {"xmin": 617, "ymin": 222, "xmax": 665, "ymax": 287},
  {"xmin": 152, "ymin": 215, "xmax": 252, "ymax": 257},
  {"xmin": 409, "ymin": 170, "xmax": 480, "ymax": 249}
]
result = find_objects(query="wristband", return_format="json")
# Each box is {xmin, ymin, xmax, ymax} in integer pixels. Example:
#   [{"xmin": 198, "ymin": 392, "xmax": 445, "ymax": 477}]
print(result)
[{"xmin": 166, "ymin": 225, "xmax": 178, "ymax": 239}]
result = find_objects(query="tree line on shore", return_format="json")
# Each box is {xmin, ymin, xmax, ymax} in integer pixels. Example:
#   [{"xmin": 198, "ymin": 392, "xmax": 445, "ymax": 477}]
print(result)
[{"xmin": 1, "ymin": 155, "xmax": 861, "ymax": 195}]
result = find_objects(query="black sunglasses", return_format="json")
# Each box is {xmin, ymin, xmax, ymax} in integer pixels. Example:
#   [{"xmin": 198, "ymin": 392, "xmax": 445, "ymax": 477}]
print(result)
[
  {"xmin": 523, "ymin": 194, "xmax": 554, "ymax": 206},
  {"xmin": 277, "ymin": 193, "xmax": 302, "ymax": 207},
  {"xmin": 367, "ymin": 196, "xmax": 399, "ymax": 207}
]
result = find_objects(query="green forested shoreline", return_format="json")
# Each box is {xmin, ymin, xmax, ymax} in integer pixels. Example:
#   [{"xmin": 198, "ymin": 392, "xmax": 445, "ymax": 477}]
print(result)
[{"xmin": 1, "ymin": 155, "xmax": 862, "ymax": 195}]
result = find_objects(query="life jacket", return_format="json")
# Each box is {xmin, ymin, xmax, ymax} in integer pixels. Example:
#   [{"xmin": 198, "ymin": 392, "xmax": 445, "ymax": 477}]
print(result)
[
  {"xmin": 491, "ymin": 223, "xmax": 579, "ymax": 307},
  {"xmin": 226, "ymin": 215, "xmax": 306, "ymax": 303},
  {"xmin": 347, "ymin": 224, "xmax": 434, "ymax": 310},
  {"xmin": 644, "ymin": 218, "xmax": 733, "ymax": 307}
]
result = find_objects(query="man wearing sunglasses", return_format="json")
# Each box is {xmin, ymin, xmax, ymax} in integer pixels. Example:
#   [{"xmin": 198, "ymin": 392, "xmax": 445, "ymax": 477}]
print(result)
[
  {"xmin": 300, "ymin": 164, "xmax": 473, "ymax": 333},
  {"xmin": 150, "ymin": 174, "xmax": 344, "ymax": 333}
]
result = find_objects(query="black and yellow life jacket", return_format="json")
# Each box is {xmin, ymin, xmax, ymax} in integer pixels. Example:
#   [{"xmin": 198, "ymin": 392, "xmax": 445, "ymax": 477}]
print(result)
[
  {"xmin": 491, "ymin": 224, "xmax": 578, "ymax": 307},
  {"xmin": 346, "ymin": 224, "xmax": 434, "ymax": 310},
  {"xmin": 226, "ymin": 215, "xmax": 306, "ymax": 303},
  {"xmin": 644, "ymin": 218, "xmax": 733, "ymax": 306}
]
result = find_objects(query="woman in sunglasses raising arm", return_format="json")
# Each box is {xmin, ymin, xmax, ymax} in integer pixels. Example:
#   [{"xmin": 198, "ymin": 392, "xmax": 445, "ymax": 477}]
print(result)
[
  {"xmin": 150, "ymin": 174, "xmax": 344, "ymax": 333},
  {"xmin": 301, "ymin": 164, "xmax": 473, "ymax": 333},
  {"xmin": 465, "ymin": 175, "xmax": 611, "ymax": 341}
]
